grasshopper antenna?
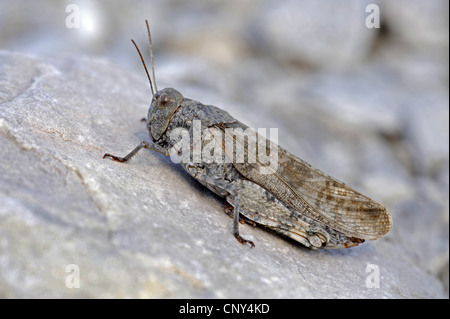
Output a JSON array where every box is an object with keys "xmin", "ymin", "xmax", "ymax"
[
  {"xmin": 131, "ymin": 39, "xmax": 154, "ymax": 97},
  {"xmin": 145, "ymin": 20, "xmax": 158, "ymax": 93}
]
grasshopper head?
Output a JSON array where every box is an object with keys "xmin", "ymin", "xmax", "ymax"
[
  {"xmin": 147, "ymin": 88, "xmax": 184, "ymax": 141},
  {"xmin": 132, "ymin": 21, "xmax": 183, "ymax": 141}
]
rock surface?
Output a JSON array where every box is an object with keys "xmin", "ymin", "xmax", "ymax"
[
  {"xmin": 0, "ymin": 50, "xmax": 447, "ymax": 298},
  {"xmin": 0, "ymin": 0, "xmax": 448, "ymax": 299}
]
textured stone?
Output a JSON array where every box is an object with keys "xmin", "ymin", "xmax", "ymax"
[{"xmin": 248, "ymin": 0, "xmax": 378, "ymax": 70}]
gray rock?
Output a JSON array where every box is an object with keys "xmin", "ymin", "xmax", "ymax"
[
  {"xmin": 248, "ymin": 0, "xmax": 378, "ymax": 70},
  {"xmin": 380, "ymin": 0, "xmax": 449, "ymax": 50},
  {"xmin": 0, "ymin": 51, "xmax": 447, "ymax": 298}
]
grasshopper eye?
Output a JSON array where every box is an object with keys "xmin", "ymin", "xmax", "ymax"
[{"xmin": 158, "ymin": 93, "xmax": 170, "ymax": 108}]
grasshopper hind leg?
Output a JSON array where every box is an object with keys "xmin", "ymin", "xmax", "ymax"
[
  {"xmin": 232, "ymin": 191, "xmax": 255, "ymax": 248},
  {"xmin": 184, "ymin": 164, "xmax": 255, "ymax": 248}
]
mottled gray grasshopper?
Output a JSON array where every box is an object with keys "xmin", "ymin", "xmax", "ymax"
[{"xmin": 103, "ymin": 21, "xmax": 392, "ymax": 249}]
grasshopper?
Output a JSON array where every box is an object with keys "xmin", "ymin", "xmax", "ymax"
[{"xmin": 103, "ymin": 21, "xmax": 392, "ymax": 249}]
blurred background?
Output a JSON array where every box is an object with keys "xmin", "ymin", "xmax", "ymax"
[{"xmin": 0, "ymin": 0, "xmax": 448, "ymax": 295}]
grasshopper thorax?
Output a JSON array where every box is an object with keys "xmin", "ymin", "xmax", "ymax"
[{"xmin": 147, "ymin": 87, "xmax": 184, "ymax": 142}]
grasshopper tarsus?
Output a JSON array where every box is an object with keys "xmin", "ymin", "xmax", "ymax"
[
  {"xmin": 103, "ymin": 153, "xmax": 128, "ymax": 163},
  {"xmin": 234, "ymin": 234, "xmax": 255, "ymax": 248}
]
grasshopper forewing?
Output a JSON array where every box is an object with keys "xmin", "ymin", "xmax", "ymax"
[{"xmin": 210, "ymin": 121, "xmax": 392, "ymax": 247}]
